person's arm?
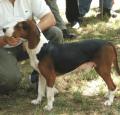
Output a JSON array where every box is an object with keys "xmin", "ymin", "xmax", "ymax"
[
  {"xmin": 31, "ymin": 0, "xmax": 56, "ymax": 31},
  {"xmin": 37, "ymin": 12, "xmax": 56, "ymax": 31}
]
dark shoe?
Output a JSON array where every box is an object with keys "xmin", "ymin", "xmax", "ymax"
[
  {"xmin": 62, "ymin": 29, "xmax": 77, "ymax": 39},
  {"xmin": 97, "ymin": 8, "xmax": 117, "ymax": 18},
  {"xmin": 97, "ymin": 8, "xmax": 110, "ymax": 18},
  {"xmin": 30, "ymin": 70, "xmax": 39, "ymax": 83},
  {"xmin": 28, "ymin": 70, "xmax": 38, "ymax": 92}
]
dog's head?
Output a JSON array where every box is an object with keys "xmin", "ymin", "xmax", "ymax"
[{"xmin": 3, "ymin": 20, "xmax": 40, "ymax": 40}]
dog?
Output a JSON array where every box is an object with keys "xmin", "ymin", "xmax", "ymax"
[{"xmin": 3, "ymin": 20, "xmax": 120, "ymax": 111}]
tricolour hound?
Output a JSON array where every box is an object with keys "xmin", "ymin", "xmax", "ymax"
[{"xmin": 3, "ymin": 20, "xmax": 120, "ymax": 111}]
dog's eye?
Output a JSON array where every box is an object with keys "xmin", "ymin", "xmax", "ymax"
[{"xmin": 22, "ymin": 22, "xmax": 30, "ymax": 30}]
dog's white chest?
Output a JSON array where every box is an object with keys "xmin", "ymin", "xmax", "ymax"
[
  {"xmin": 29, "ymin": 52, "xmax": 39, "ymax": 71},
  {"xmin": 24, "ymin": 42, "xmax": 39, "ymax": 71},
  {"xmin": 24, "ymin": 34, "xmax": 48, "ymax": 72}
]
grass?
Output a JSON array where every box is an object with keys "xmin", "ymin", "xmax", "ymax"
[{"xmin": 1, "ymin": 9, "xmax": 120, "ymax": 115}]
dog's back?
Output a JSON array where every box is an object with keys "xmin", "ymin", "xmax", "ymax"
[{"xmin": 37, "ymin": 39, "xmax": 109, "ymax": 73}]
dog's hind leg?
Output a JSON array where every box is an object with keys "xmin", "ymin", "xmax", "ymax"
[
  {"xmin": 95, "ymin": 67, "xmax": 116, "ymax": 106},
  {"xmin": 95, "ymin": 57, "xmax": 116, "ymax": 106},
  {"xmin": 95, "ymin": 45, "xmax": 117, "ymax": 106}
]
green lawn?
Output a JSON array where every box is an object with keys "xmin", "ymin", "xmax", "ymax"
[{"xmin": 0, "ymin": 10, "xmax": 120, "ymax": 115}]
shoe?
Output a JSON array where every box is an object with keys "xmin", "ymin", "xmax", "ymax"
[
  {"xmin": 62, "ymin": 29, "xmax": 77, "ymax": 39},
  {"xmin": 71, "ymin": 17, "xmax": 83, "ymax": 29},
  {"xmin": 111, "ymin": 10, "xmax": 117, "ymax": 18},
  {"xmin": 29, "ymin": 70, "xmax": 39, "ymax": 83},
  {"xmin": 71, "ymin": 22, "xmax": 80, "ymax": 29},
  {"xmin": 97, "ymin": 8, "xmax": 117, "ymax": 18},
  {"xmin": 28, "ymin": 70, "xmax": 38, "ymax": 92}
]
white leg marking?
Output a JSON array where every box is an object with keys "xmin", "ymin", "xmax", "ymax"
[
  {"xmin": 40, "ymin": 75, "xmax": 46, "ymax": 97},
  {"xmin": 104, "ymin": 90, "xmax": 116, "ymax": 106},
  {"xmin": 31, "ymin": 76, "xmax": 43, "ymax": 105},
  {"xmin": 44, "ymin": 87, "xmax": 54, "ymax": 111}
]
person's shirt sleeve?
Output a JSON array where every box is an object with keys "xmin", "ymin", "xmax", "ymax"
[{"xmin": 31, "ymin": 0, "xmax": 51, "ymax": 19}]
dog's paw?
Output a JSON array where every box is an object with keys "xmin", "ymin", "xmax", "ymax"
[
  {"xmin": 31, "ymin": 99, "xmax": 41, "ymax": 105},
  {"xmin": 104, "ymin": 100, "xmax": 112, "ymax": 106},
  {"xmin": 44, "ymin": 105, "xmax": 53, "ymax": 111}
]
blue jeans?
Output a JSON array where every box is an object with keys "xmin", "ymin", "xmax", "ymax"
[
  {"xmin": 78, "ymin": 0, "xmax": 113, "ymax": 16},
  {"xmin": 78, "ymin": 0, "xmax": 92, "ymax": 16}
]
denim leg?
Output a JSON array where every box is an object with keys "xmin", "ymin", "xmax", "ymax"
[
  {"xmin": 99, "ymin": 0, "xmax": 113, "ymax": 9},
  {"xmin": 0, "ymin": 48, "xmax": 21, "ymax": 93},
  {"xmin": 45, "ymin": 0, "xmax": 66, "ymax": 30},
  {"xmin": 78, "ymin": 0, "xmax": 92, "ymax": 16},
  {"xmin": 43, "ymin": 26, "xmax": 63, "ymax": 43}
]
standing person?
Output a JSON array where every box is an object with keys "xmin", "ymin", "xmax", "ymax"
[
  {"xmin": 66, "ymin": 0, "xmax": 80, "ymax": 28},
  {"xmin": 66, "ymin": 0, "xmax": 92, "ymax": 29},
  {"xmin": 98, "ymin": 0, "xmax": 116, "ymax": 18},
  {"xmin": 0, "ymin": 0, "xmax": 63, "ymax": 93},
  {"xmin": 45, "ymin": 0, "xmax": 77, "ymax": 39},
  {"xmin": 78, "ymin": 0, "xmax": 116, "ymax": 18},
  {"xmin": 66, "ymin": 0, "xmax": 116, "ymax": 28}
]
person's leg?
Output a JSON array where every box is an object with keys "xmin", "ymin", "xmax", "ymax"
[
  {"xmin": 8, "ymin": 44, "xmax": 39, "ymax": 91},
  {"xmin": 78, "ymin": 0, "xmax": 92, "ymax": 17},
  {"xmin": 66, "ymin": 0, "xmax": 80, "ymax": 23},
  {"xmin": 43, "ymin": 26, "xmax": 64, "ymax": 43},
  {"xmin": 45, "ymin": 0, "xmax": 66, "ymax": 30},
  {"xmin": 0, "ymin": 48, "xmax": 21, "ymax": 93},
  {"xmin": 100, "ymin": 0, "xmax": 113, "ymax": 10},
  {"xmin": 66, "ymin": 0, "xmax": 92, "ymax": 29},
  {"xmin": 99, "ymin": 0, "xmax": 117, "ymax": 18},
  {"xmin": 45, "ymin": 0, "xmax": 77, "ymax": 39}
]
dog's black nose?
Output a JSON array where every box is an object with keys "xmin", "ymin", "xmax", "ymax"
[{"xmin": 3, "ymin": 28, "xmax": 6, "ymax": 33}]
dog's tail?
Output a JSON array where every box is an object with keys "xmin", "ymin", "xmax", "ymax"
[{"xmin": 109, "ymin": 42, "xmax": 120, "ymax": 75}]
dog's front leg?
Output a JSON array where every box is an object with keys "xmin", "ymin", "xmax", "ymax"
[
  {"xmin": 40, "ymin": 75, "xmax": 46, "ymax": 97},
  {"xmin": 38, "ymin": 60, "xmax": 56, "ymax": 111},
  {"xmin": 31, "ymin": 75, "xmax": 45, "ymax": 105},
  {"xmin": 44, "ymin": 86, "xmax": 54, "ymax": 111},
  {"xmin": 44, "ymin": 75, "xmax": 56, "ymax": 111}
]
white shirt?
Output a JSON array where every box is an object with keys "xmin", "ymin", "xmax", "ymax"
[{"xmin": 0, "ymin": 0, "xmax": 50, "ymax": 47}]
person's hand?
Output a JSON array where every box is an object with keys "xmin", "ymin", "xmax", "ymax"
[{"xmin": 4, "ymin": 36, "xmax": 21, "ymax": 46}]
